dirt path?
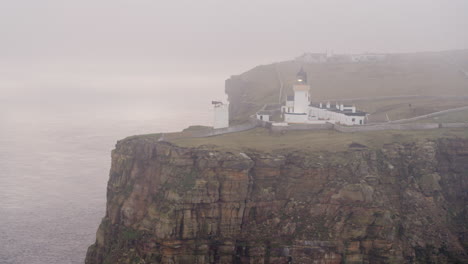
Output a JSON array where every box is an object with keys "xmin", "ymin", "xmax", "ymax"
[
  {"xmin": 389, "ymin": 105, "xmax": 468, "ymax": 124},
  {"xmin": 275, "ymin": 63, "xmax": 284, "ymax": 104}
]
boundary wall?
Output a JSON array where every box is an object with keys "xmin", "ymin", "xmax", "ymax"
[
  {"xmin": 184, "ymin": 119, "xmax": 468, "ymax": 139},
  {"xmin": 268, "ymin": 123, "xmax": 334, "ymax": 132},
  {"xmin": 190, "ymin": 118, "xmax": 259, "ymax": 138},
  {"xmin": 440, "ymin": 123, "xmax": 468, "ymax": 128},
  {"xmin": 389, "ymin": 106, "xmax": 468, "ymax": 124},
  {"xmin": 334, "ymin": 123, "xmax": 440, "ymax": 132}
]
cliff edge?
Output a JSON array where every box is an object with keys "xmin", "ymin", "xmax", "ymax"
[{"xmin": 85, "ymin": 133, "xmax": 468, "ymax": 263}]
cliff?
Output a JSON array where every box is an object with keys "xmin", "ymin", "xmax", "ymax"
[{"xmin": 85, "ymin": 134, "xmax": 468, "ymax": 264}]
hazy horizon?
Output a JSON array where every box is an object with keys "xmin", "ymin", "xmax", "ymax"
[
  {"xmin": 2, "ymin": 0, "xmax": 468, "ymax": 105},
  {"xmin": 2, "ymin": 1, "xmax": 468, "ymax": 85},
  {"xmin": 1, "ymin": 1, "xmax": 468, "ymax": 263}
]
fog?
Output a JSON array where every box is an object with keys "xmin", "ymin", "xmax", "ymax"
[
  {"xmin": 2, "ymin": 0, "xmax": 468, "ymax": 102},
  {"xmin": 1, "ymin": 1, "xmax": 467, "ymax": 263},
  {"xmin": 2, "ymin": 0, "xmax": 468, "ymax": 79}
]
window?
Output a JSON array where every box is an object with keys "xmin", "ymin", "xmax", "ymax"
[{"xmin": 352, "ymin": 118, "xmax": 355, "ymax": 122}]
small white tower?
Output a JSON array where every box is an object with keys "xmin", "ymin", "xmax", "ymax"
[
  {"xmin": 212, "ymin": 101, "xmax": 229, "ymax": 129},
  {"xmin": 293, "ymin": 67, "xmax": 310, "ymax": 114}
]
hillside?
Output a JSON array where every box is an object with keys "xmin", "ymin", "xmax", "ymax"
[{"xmin": 226, "ymin": 50, "xmax": 468, "ymax": 123}]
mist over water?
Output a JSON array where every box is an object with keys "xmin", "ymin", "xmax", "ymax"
[
  {"xmin": 1, "ymin": 1, "xmax": 467, "ymax": 263},
  {"xmin": 0, "ymin": 72, "xmax": 225, "ymax": 263}
]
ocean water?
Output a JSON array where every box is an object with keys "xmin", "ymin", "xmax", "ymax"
[{"xmin": 0, "ymin": 83, "xmax": 223, "ymax": 263}]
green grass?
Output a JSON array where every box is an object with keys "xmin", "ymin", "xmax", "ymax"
[
  {"xmin": 170, "ymin": 127, "xmax": 468, "ymax": 153},
  {"xmin": 415, "ymin": 109, "xmax": 468, "ymax": 123},
  {"xmin": 121, "ymin": 228, "xmax": 140, "ymax": 241},
  {"xmin": 355, "ymin": 97, "xmax": 468, "ymax": 123}
]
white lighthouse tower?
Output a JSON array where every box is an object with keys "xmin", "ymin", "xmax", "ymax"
[
  {"xmin": 212, "ymin": 101, "xmax": 229, "ymax": 129},
  {"xmin": 282, "ymin": 67, "xmax": 311, "ymax": 123},
  {"xmin": 293, "ymin": 67, "xmax": 310, "ymax": 114}
]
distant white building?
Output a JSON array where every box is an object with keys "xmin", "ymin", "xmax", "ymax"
[
  {"xmin": 350, "ymin": 53, "xmax": 387, "ymax": 62},
  {"xmin": 256, "ymin": 111, "xmax": 270, "ymax": 122},
  {"xmin": 308, "ymin": 102, "xmax": 366, "ymax": 125},
  {"xmin": 275, "ymin": 68, "xmax": 367, "ymax": 126},
  {"xmin": 212, "ymin": 101, "xmax": 229, "ymax": 129},
  {"xmin": 295, "ymin": 53, "xmax": 328, "ymax": 63},
  {"xmin": 295, "ymin": 52, "xmax": 387, "ymax": 64}
]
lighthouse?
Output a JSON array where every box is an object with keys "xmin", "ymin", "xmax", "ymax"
[
  {"xmin": 281, "ymin": 67, "xmax": 311, "ymax": 123},
  {"xmin": 212, "ymin": 101, "xmax": 229, "ymax": 129},
  {"xmin": 293, "ymin": 67, "xmax": 310, "ymax": 114}
]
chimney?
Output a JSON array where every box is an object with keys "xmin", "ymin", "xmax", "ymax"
[
  {"xmin": 326, "ymin": 102, "xmax": 331, "ymax": 108},
  {"xmin": 319, "ymin": 102, "xmax": 323, "ymax": 108},
  {"xmin": 340, "ymin": 104, "xmax": 344, "ymax": 111}
]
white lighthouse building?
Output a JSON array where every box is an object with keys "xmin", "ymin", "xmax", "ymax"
[
  {"xmin": 212, "ymin": 101, "xmax": 229, "ymax": 129},
  {"xmin": 293, "ymin": 67, "xmax": 310, "ymax": 114},
  {"xmin": 277, "ymin": 67, "xmax": 367, "ymax": 125},
  {"xmin": 282, "ymin": 67, "xmax": 312, "ymax": 123}
]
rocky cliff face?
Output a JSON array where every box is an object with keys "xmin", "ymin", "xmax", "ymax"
[{"xmin": 85, "ymin": 137, "xmax": 468, "ymax": 264}]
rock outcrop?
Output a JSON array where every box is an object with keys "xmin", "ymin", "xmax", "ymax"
[{"xmin": 85, "ymin": 137, "xmax": 468, "ymax": 264}]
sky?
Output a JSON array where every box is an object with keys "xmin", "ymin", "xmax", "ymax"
[
  {"xmin": 1, "ymin": 0, "xmax": 468, "ymax": 94},
  {"xmin": 1, "ymin": 2, "xmax": 468, "ymax": 263}
]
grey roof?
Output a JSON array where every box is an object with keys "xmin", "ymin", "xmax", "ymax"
[
  {"xmin": 284, "ymin": 112, "xmax": 307, "ymax": 115},
  {"xmin": 344, "ymin": 112, "xmax": 367, "ymax": 116},
  {"xmin": 287, "ymin": 95, "xmax": 294, "ymax": 101},
  {"xmin": 257, "ymin": 111, "xmax": 271, "ymax": 115},
  {"xmin": 309, "ymin": 105, "xmax": 367, "ymax": 116}
]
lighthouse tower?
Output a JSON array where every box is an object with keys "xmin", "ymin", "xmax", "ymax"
[
  {"xmin": 293, "ymin": 67, "xmax": 310, "ymax": 114},
  {"xmin": 212, "ymin": 101, "xmax": 229, "ymax": 129}
]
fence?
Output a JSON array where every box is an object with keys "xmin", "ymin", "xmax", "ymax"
[
  {"xmin": 190, "ymin": 118, "xmax": 259, "ymax": 138},
  {"xmin": 389, "ymin": 106, "xmax": 468, "ymax": 124},
  {"xmin": 190, "ymin": 121, "xmax": 468, "ymax": 138},
  {"xmin": 270, "ymin": 123, "xmax": 334, "ymax": 132},
  {"xmin": 440, "ymin": 123, "xmax": 468, "ymax": 128},
  {"xmin": 179, "ymin": 117, "xmax": 468, "ymax": 140},
  {"xmin": 333, "ymin": 123, "xmax": 440, "ymax": 133}
]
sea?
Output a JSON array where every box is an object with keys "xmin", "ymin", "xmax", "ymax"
[{"xmin": 0, "ymin": 74, "xmax": 225, "ymax": 263}]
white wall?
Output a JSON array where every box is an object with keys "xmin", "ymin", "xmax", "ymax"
[
  {"xmin": 256, "ymin": 114, "xmax": 270, "ymax": 122},
  {"xmin": 308, "ymin": 106, "xmax": 365, "ymax": 125},
  {"xmin": 284, "ymin": 113, "xmax": 308, "ymax": 123},
  {"xmin": 293, "ymin": 89, "xmax": 309, "ymax": 114},
  {"xmin": 341, "ymin": 115, "xmax": 365, "ymax": 125},
  {"xmin": 343, "ymin": 106, "xmax": 356, "ymax": 113},
  {"xmin": 214, "ymin": 104, "xmax": 229, "ymax": 129}
]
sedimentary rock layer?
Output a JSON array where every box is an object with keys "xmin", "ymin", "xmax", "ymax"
[{"xmin": 85, "ymin": 137, "xmax": 468, "ymax": 264}]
